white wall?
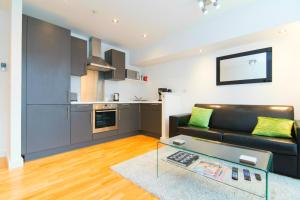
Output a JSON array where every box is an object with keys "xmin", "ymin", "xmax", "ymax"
[
  {"xmin": 0, "ymin": 0, "xmax": 11, "ymax": 157},
  {"xmin": 0, "ymin": 0, "xmax": 23, "ymax": 168},
  {"xmin": 141, "ymin": 27, "xmax": 300, "ymax": 118},
  {"xmin": 132, "ymin": 0, "xmax": 300, "ymax": 66},
  {"xmin": 8, "ymin": 0, "xmax": 23, "ymax": 168}
]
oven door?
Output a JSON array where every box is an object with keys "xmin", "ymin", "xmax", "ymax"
[{"xmin": 93, "ymin": 109, "xmax": 118, "ymax": 133}]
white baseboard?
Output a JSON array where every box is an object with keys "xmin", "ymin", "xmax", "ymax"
[{"xmin": 8, "ymin": 157, "xmax": 23, "ymax": 169}]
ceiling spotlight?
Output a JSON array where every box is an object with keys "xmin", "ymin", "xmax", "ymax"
[
  {"xmin": 143, "ymin": 34, "xmax": 148, "ymax": 38},
  {"xmin": 197, "ymin": 0, "xmax": 220, "ymax": 14},
  {"xmin": 202, "ymin": 7, "xmax": 208, "ymax": 15},
  {"xmin": 199, "ymin": 49, "xmax": 203, "ymax": 53},
  {"xmin": 112, "ymin": 18, "xmax": 119, "ymax": 24},
  {"xmin": 213, "ymin": 0, "xmax": 220, "ymax": 9},
  {"xmin": 198, "ymin": 0, "xmax": 204, "ymax": 8}
]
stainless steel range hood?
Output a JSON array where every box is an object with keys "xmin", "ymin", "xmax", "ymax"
[{"xmin": 87, "ymin": 37, "xmax": 116, "ymax": 72}]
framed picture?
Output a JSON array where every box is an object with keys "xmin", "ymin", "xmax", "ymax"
[{"xmin": 216, "ymin": 47, "xmax": 272, "ymax": 85}]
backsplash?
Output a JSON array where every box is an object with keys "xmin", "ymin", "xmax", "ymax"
[
  {"xmin": 71, "ymin": 70, "xmax": 147, "ymax": 102},
  {"xmin": 71, "ymin": 76, "xmax": 81, "ymax": 101}
]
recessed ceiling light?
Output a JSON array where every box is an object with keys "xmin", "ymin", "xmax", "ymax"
[
  {"xmin": 199, "ymin": 49, "xmax": 203, "ymax": 53},
  {"xmin": 112, "ymin": 18, "xmax": 119, "ymax": 24},
  {"xmin": 143, "ymin": 34, "xmax": 148, "ymax": 38},
  {"xmin": 202, "ymin": 7, "xmax": 208, "ymax": 15},
  {"xmin": 213, "ymin": 2, "xmax": 221, "ymax": 9}
]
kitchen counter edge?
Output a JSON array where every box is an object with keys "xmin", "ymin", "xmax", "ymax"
[{"xmin": 71, "ymin": 101, "xmax": 162, "ymax": 105}]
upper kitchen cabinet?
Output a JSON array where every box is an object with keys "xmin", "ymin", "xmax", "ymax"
[
  {"xmin": 71, "ymin": 37, "xmax": 87, "ymax": 76},
  {"xmin": 26, "ymin": 16, "xmax": 71, "ymax": 105},
  {"xmin": 104, "ymin": 49, "xmax": 126, "ymax": 81}
]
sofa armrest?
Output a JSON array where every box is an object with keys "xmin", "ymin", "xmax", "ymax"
[
  {"xmin": 294, "ymin": 120, "xmax": 300, "ymax": 143},
  {"xmin": 169, "ymin": 114, "xmax": 191, "ymax": 138}
]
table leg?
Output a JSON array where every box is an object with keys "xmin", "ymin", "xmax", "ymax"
[
  {"xmin": 266, "ymin": 172, "xmax": 268, "ymax": 200},
  {"xmin": 156, "ymin": 142, "xmax": 159, "ymax": 178}
]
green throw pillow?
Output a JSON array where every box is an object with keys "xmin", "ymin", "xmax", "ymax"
[
  {"xmin": 188, "ymin": 107, "xmax": 213, "ymax": 128},
  {"xmin": 252, "ymin": 117, "xmax": 294, "ymax": 138}
]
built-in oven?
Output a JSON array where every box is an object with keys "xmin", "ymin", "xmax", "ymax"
[{"xmin": 93, "ymin": 104, "xmax": 118, "ymax": 134}]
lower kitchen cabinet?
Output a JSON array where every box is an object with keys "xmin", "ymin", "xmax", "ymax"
[
  {"xmin": 71, "ymin": 105, "xmax": 92, "ymax": 144},
  {"xmin": 118, "ymin": 104, "xmax": 140, "ymax": 134},
  {"xmin": 24, "ymin": 103, "xmax": 162, "ymax": 160},
  {"xmin": 26, "ymin": 105, "xmax": 71, "ymax": 153},
  {"xmin": 92, "ymin": 130, "xmax": 119, "ymax": 141},
  {"xmin": 141, "ymin": 103, "xmax": 162, "ymax": 138}
]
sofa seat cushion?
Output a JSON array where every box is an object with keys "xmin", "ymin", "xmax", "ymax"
[
  {"xmin": 177, "ymin": 126, "xmax": 223, "ymax": 141},
  {"xmin": 223, "ymin": 131, "xmax": 297, "ymax": 156}
]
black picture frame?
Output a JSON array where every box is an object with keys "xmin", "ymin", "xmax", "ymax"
[{"xmin": 216, "ymin": 47, "xmax": 272, "ymax": 86}]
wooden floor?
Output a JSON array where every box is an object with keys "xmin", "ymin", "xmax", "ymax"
[{"xmin": 0, "ymin": 135, "xmax": 159, "ymax": 200}]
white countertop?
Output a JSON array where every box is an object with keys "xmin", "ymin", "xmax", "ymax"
[{"xmin": 71, "ymin": 101, "xmax": 162, "ymax": 104}]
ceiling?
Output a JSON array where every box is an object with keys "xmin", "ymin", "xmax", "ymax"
[{"xmin": 23, "ymin": 0, "xmax": 256, "ymax": 50}]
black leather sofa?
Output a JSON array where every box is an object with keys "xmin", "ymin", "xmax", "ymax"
[{"xmin": 169, "ymin": 104, "xmax": 300, "ymax": 178}]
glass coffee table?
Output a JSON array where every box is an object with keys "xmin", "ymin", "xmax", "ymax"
[{"xmin": 157, "ymin": 135, "xmax": 273, "ymax": 199}]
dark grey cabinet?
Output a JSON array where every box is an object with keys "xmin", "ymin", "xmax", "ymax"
[
  {"xmin": 104, "ymin": 49, "xmax": 126, "ymax": 81},
  {"xmin": 22, "ymin": 15, "xmax": 72, "ymax": 158},
  {"xmin": 92, "ymin": 130, "xmax": 119, "ymax": 141},
  {"xmin": 26, "ymin": 16, "xmax": 71, "ymax": 105},
  {"xmin": 141, "ymin": 104, "xmax": 162, "ymax": 138},
  {"xmin": 71, "ymin": 37, "xmax": 87, "ymax": 76},
  {"xmin": 129, "ymin": 104, "xmax": 141, "ymax": 131},
  {"xmin": 71, "ymin": 105, "xmax": 92, "ymax": 144},
  {"xmin": 118, "ymin": 104, "xmax": 131, "ymax": 134},
  {"xmin": 27, "ymin": 105, "xmax": 70, "ymax": 153},
  {"xmin": 118, "ymin": 104, "xmax": 140, "ymax": 134}
]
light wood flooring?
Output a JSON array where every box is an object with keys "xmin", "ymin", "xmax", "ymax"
[{"xmin": 0, "ymin": 135, "xmax": 159, "ymax": 200}]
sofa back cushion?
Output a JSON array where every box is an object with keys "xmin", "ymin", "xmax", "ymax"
[{"xmin": 194, "ymin": 104, "xmax": 294, "ymax": 134}]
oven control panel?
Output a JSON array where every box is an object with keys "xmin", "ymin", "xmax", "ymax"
[{"xmin": 93, "ymin": 103, "xmax": 117, "ymax": 110}]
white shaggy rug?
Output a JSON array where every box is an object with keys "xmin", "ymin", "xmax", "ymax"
[{"xmin": 111, "ymin": 147, "xmax": 300, "ymax": 200}]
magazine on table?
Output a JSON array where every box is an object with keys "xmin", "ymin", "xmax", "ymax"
[{"xmin": 190, "ymin": 160, "xmax": 228, "ymax": 180}]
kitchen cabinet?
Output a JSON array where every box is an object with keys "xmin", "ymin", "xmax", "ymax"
[
  {"xmin": 71, "ymin": 105, "xmax": 93, "ymax": 144},
  {"xmin": 26, "ymin": 16, "xmax": 71, "ymax": 105},
  {"xmin": 71, "ymin": 36, "xmax": 87, "ymax": 76},
  {"xmin": 129, "ymin": 104, "xmax": 141, "ymax": 131},
  {"xmin": 141, "ymin": 104, "xmax": 162, "ymax": 138},
  {"xmin": 104, "ymin": 49, "xmax": 126, "ymax": 81},
  {"xmin": 118, "ymin": 104, "xmax": 140, "ymax": 134},
  {"xmin": 26, "ymin": 105, "xmax": 70, "ymax": 153},
  {"xmin": 92, "ymin": 130, "xmax": 119, "ymax": 141}
]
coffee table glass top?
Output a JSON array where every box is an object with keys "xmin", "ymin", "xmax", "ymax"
[
  {"xmin": 157, "ymin": 135, "xmax": 273, "ymax": 199},
  {"xmin": 160, "ymin": 134, "xmax": 273, "ymax": 172}
]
